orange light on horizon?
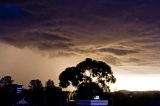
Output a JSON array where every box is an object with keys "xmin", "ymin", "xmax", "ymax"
[{"xmin": 110, "ymin": 74, "xmax": 160, "ymax": 91}]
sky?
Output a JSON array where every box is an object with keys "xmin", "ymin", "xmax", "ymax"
[{"xmin": 0, "ymin": 0, "xmax": 160, "ymax": 91}]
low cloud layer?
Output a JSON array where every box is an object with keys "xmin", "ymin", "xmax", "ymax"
[{"xmin": 99, "ymin": 48, "xmax": 139, "ymax": 56}]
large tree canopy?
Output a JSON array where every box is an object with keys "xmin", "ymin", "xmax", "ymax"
[{"xmin": 59, "ymin": 58, "xmax": 116, "ymax": 92}]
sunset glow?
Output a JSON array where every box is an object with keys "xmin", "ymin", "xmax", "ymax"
[{"xmin": 111, "ymin": 75, "xmax": 160, "ymax": 91}]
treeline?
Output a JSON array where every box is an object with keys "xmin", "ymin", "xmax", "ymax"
[
  {"xmin": 0, "ymin": 58, "xmax": 116, "ymax": 106},
  {"xmin": 1, "ymin": 76, "xmax": 160, "ymax": 106},
  {"xmin": 0, "ymin": 76, "xmax": 68, "ymax": 106}
]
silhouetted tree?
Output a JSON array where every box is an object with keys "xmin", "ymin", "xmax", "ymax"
[
  {"xmin": 45, "ymin": 79, "xmax": 62, "ymax": 106},
  {"xmin": 25, "ymin": 79, "xmax": 44, "ymax": 106},
  {"xmin": 0, "ymin": 76, "xmax": 18, "ymax": 106},
  {"xmin": 29, "ymin": 79, "xmax": 43, "ymax": 90},
  {"xmin": 45, "ymin": 79, "xmax": 55, "ymax": 88},
  {"xmin": 0, "ymin": 76, "xmax": 13, "ymax": 89},
  {"xmin": 59, "ymin": 58, "xmax": 116, "ymax": 99}
]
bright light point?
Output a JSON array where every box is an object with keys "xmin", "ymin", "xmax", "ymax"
[
  {"xmin": 84, "ymin": 70, "xmax": 91, "ymax": 77},
  {"xmin": 93, "ymin": 95, "xmax": 100, "ymax": 100}
]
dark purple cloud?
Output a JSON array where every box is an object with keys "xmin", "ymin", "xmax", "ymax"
[
  {"xmin": 0, "ymin": 0, "xmax": 160, "ymax": 66},
  {"xmin": 99, "ymin": 48, "xmax": 139, "ymax": 56}
]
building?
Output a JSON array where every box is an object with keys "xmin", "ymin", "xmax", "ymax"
[{"xmin": 68, "ymin": 95, "xmax": 111, "ymax": 106}]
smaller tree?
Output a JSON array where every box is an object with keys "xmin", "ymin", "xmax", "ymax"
[
  {"xmin": 0, "ymin": 76, "xmax": 13, "ymax": 89},
  {"xmin": 45, "ymin": 79, "xmax": 55, "ymax": 88},
  {"xmin": 0, "ymin": 76, "xmax": 18, "ymax": 105},
  {"xmin": 45, "ymin": 80, "xmax": 62, "ymax": 106},
  {"xmin": 26, "ymin": 79, "xmax": 44, "ymax": 106},
  {"xmin": 29, "ymin": 79, "xmax": 43, "ymax": 90}
]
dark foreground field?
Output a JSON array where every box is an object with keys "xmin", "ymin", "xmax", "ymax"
[
  {"xmin": 112, "ymin": 90, "xmax": 160, "ymax": 106},
  {"xmin": 1, "ymin": 89, "xmax": 160, "ymax": 106}
]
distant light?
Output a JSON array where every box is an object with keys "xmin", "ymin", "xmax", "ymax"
[
  {"xmin": 16, "ymin": 86, "xmax": 22, "ymax": 93},
  {"xmin": 93, "ymin": 95, "xmax": 100, "ymax": 100}
]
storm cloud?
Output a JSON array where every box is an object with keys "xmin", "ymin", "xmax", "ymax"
[{"xmin": 0, "ymin": 0, "xmax": 160, "ymax": 66}]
